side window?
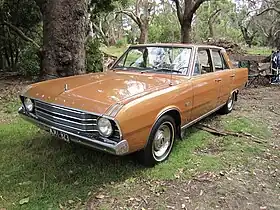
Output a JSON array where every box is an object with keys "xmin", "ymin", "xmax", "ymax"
[
  {"xmin": 212, "ymin": 50, "xmax": 229, "ymax": 71},
  {"xmin": 194, "ymin": 49, "xmax": 213, "ymax": 75}
]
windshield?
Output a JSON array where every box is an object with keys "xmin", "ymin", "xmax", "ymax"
[{"xmin": 113, "ymin": 46, "xmax": 192, "ymax": 75}]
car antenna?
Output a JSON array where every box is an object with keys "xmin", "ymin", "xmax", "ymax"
[{"xmin": 170, "ymin": 43, "xmax": 174, "ymax": 86}]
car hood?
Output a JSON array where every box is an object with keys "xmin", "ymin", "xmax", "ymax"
[{"xmin": 24, "ymin": 71, "xmax": 182, "ymax": 115}]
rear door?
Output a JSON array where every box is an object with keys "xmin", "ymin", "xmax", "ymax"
[
  {"xmin": 190, "ymin": 48, "xmax": 219, "ymax": 121},
  {"xmin": 211, "ymin": 49, "xmax": 233, "ymax": 106}
]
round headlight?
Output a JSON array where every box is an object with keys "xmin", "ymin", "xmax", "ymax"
[
  {"xmin": 97, "ymin": 117, "xmax": 113, "ymax": 137},
  {"xmin": 24, "ymin": 98, "xmax": 34, "ymax": 112}
]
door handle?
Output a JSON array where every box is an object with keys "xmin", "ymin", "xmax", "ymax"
[
  {"xmin": 215, "ymin": 78, "xmax": 222, "ymax": 82},
  {"xmin": 230, "ymin": 74, "xmax": 236, "ymax": 78}
]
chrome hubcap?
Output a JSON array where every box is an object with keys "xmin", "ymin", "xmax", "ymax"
[{"xmin": 152, "ymin": 122, "xmax": 174, "ymax": 162}]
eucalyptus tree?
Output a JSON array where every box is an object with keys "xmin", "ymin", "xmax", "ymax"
[
  {"xmin": 193, "ymin": 0, "xmax": 238, "ymax": 40},
  {"xmin": 34, "ymin": 0, "xmax": 121, "ymax": 80},
  {"xmin": 171, "ymin": 0, "xmax": 208, "ymax": 43},
  {"xmin": 118, "ymin": 0, "xmax": 157, "ymax": 44},
  {"xmin": 256, "ymin": 0, "xmax": 280, "ymax": 48}
]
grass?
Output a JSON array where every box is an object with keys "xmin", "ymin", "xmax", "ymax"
[
  {"xmin": 0, "ymin": 101, "xmax": 271, "ymax": 209},
  {"xmin": 244, "ymin": 46, "xmax": 274, "ymax": 56},
  {"xmin": 100, "ymin": 46, "xmax": 128, "ymax": 58}
]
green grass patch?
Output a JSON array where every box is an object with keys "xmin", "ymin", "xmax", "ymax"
[
  {"xmin": 0, "ymin": 112, "xmax": 271, "ymax": 209},
  {"xmin": 222, "ymin": 116, "xmax": 271, "ymax": 139},
  {"xmin": 245, "ymin": 46, "xmax": 274, "ymax": 56},
  {"xmin": 100, "ymin": 46, "xmax": 128, "ymax": 58}
]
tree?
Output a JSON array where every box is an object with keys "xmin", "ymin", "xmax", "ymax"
[
  {"xmin": 172, "ymin": 0, "xmax": 208, "ymax": 43},
  {"xmin": 256, "ymin": 0, "xmax": 280, "ymax": 49},
  {"xmin": 0, "ymin": 0, "xmax": 41, "ymax": 71},
  {"xmin": 34, "ymin": 0, "xmax": 88, "ymax": 80},
  {"xmin": 118, "ymin": 0, "xmax": 156, "ymax": 44},
  {"xmin": 34, "ymin": 0, "xmax": 121, "ymax": 80},
  {"xmin": 149, "ymin": 1, "xmax": 180, "ymax": 43}
]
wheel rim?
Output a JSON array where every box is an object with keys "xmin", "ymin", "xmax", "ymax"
[
  {"xmin": 152, "ymin": 122, "xmax": 174, "ymax": 162},
  {"xmin": 227, "ymin": 94, "xmax": 234, "ymax": 110}
]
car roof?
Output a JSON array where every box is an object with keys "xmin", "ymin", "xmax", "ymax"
[{"xmin": 129, "ymin": 43, "xmax": 224, "ymax": 50}]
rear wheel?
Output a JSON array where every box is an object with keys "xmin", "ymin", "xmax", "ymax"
[
  {"xmin": 219, "ymin": 92, "xmax": 235, "ymax": 114},
  {"xmin": 138, "ymin": 115, "xmax": 176, "ymax": 167}
]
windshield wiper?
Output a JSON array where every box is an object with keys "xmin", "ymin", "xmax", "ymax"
[{"xmin": 151, "ymin": 68, "xmax": 181, "ymax": 73}]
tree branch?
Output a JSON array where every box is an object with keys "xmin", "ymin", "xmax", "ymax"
[
  {"xmin": 274, "ymin": 30, "xmax": 280, "ymax": 37},
  {"xmin": 208, "ymin": 9, "xmax": 221, "ymax": 24},
  {"xmin": 190, "ymin": 0, "xmax": 209, "ymax": 17},
  {"xmin": 115, "ymin": 10, "xmax": 142, "ymax": 27},
  {"xmin": 257, "ymin": 7, "xmax": 280, "ymax": 16},
  {"xmin": 172, "ymin": 0, "xmax": 183, "ymax": 24},
  {"xmin": 184, "ymin": 0, "xmax": 208, "ymax": 21},
  {"xmin": 2, "ymin": 21, "xmax": 40, "ymax": 49}
]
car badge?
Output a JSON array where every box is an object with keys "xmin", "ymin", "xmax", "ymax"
[{"xmin": 64, "ymin": 84, "xmax": 68, "ymax": 91}]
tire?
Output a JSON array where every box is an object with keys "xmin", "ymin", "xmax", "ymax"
[
  {"xmin": 219, "ymin": 92, "xmax": 235, "ymax": 114},
  {"xmin": 138, "ymin": 115, "xmax": 176, "ymax": 167}
]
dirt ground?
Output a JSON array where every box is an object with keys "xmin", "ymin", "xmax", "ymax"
[{"xmin": 87, "ymin": 86, "xmax": 280, "ymax": 210}]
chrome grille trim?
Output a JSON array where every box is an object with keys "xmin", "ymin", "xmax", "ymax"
[
  {"xmin": 35, "ymin": 107, "xmax": 97, "ymax": 122},
  {"xmin": 32, "ymin": 99, "xmax": 122, "ymax": 141},
  {"xmin": 36, "ymin": 110, "xmax": 97, "ymax": 128},
  {"xmin": 35, "ymin": 100, "xmax": 85, "ymax": 114},
  {"xmin": 37, "ymin": 114, "xmax": 99, "ymax": 132}
]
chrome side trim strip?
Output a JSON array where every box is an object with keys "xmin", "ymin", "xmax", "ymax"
[{"xmin": 181, "ymin": 103, "xmax": 226, "ymax": 130}]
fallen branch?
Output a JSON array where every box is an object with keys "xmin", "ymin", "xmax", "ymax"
[
  {"xmin": 268, "ymin": 108, "xmax": 280, "ymax": 116},
  {"xmin": 196, "ymin": 124, "xmax": 266, "ymax": 144}
]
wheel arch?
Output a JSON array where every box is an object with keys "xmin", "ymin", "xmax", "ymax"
[
  {"xmin": 144, "ymin": 106, "xmax": 182, "ymax": 148},
  {"xmin": 231, "ymin": 89, "xmax": 239, "ymax": 101}
]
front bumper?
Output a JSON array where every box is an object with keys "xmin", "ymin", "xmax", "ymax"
[{"xmin": 18, "ymin": 107, "xmax": 129, "ymax": 155}]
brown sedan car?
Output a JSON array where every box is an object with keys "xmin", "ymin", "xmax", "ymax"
[{"xmin": 19, "ymin": 44, "xmax": 248, "ymax": 166}]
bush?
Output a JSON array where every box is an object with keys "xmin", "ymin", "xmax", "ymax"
[
  {"xmin": 18, "ymin": 44, "xmax": 40, "ymax": 76},
  {"xmin": 115, "ymin": 38, "xmax": 127, "ymax": 48},
  {"xmin": 86, "ymin": 39, "xmax": 103, "ymax": 73}
]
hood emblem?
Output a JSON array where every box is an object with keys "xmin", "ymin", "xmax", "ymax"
[{"xmin": 64, "ymin": 84, "xmax": 68, "ymax": 91}]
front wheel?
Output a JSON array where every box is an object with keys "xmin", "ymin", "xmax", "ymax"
[{"xmin": 138, "ymin": 115, "xmax": 176, "ymax": 167}]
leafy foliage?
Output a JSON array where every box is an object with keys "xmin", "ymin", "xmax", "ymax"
[
  {"xmin": 86, "ymin": 39, "xmax": 103, "ymax": 73},
  {"xmin": 0, "ymin": 0, "xmax": 41, "ymax": 71}
]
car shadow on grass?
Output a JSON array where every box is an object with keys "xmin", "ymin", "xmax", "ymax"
[{"xmin": 0, "ymin": 120, "xmax": 145, "ymax": 209}]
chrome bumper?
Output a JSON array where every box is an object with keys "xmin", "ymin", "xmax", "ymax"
[{"xmin": 18, "ymin": 107, "xmax": 129, "ymax": 155}]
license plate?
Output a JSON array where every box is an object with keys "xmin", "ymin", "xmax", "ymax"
[{"xmin": 49, "ymin": 128, "xmax": 70, "ymax": 143}]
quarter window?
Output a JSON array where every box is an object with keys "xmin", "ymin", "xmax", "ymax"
[
  {"xmin": 193, "ymin": 49, "xmax": 213, "ymax": 76},
  {"xmin": 212, "ymin": 51, "xmax": 228, "ymax": 70}
]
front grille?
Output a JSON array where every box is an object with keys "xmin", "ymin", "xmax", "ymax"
[{"xmin": 33, "ymin": 100, "xmax": 121, "ymax": 141}]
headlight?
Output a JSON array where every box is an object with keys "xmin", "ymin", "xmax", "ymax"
[
  {"xmin": 24, "ymin": 98, "xmax": 34, "ymax": 112},
  {"xmin": 97, "ymin": 117, "xmax": 113, "ymax": 137}
]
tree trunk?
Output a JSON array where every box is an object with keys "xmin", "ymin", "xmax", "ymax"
[
  {"xmin": 0, "ymin": 53, "xmax": 3, "ymax": 70},
  {"xmin": 39, "ymin": 0, "xmax": 87, "ymax": 80},
  {"xmin": 139, "ymin": 25, "xmax": 148, "ymax": 44},
  {"xmin": 209, "ymin": 23, "xmax": 214, "ymax": 38},
  {"xmin": 181, "ymin": 21, "xmax": 192, "ymax": 43}
]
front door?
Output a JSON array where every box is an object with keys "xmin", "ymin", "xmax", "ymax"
[{"xmin": 190, "ymin": 48, "xmax": 219, "ymax": 121}]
